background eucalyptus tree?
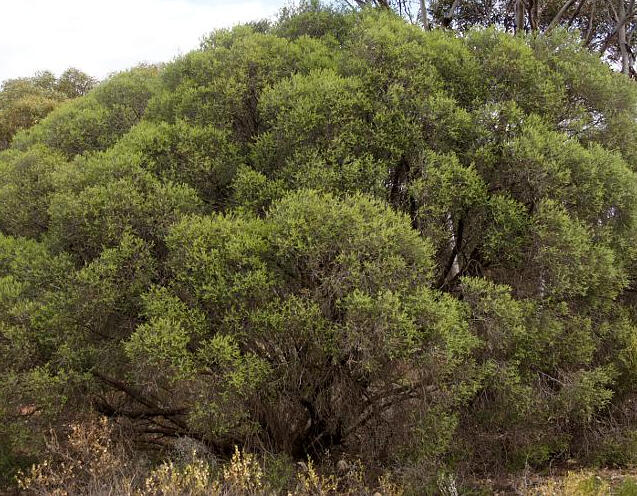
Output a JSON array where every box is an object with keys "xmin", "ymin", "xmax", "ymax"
[{"xmin": 342, "ymin": 0, "xmax": 637, "ymax": 76}]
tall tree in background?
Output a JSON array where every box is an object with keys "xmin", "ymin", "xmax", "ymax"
[
  {"xmin": 343, "ymin": 0, "xmax": 429, "ymax": 24},
  {"xmin": 343, "ymin": 0, "xmax": 637, "ymax": 77}
]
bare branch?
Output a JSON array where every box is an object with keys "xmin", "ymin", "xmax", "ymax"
[
  {"xmin": 567, "ymin": 0, "xmax": 588, "ymax": 27},
  {"xmin": 546, "ymin": 0, "xmax": 579, "ymax": 32},
  {"xmin": 584, "ymin": 0, "xmax": 596, "ymax": 46},
  {"xmin": 599, "ymin": 0, "xmax": 636, "ymax": 55}
]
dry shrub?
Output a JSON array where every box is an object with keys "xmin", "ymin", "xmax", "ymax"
[
  {"xmin": 16, "ymin": 416, "xmax": 144, "ymax": 496},
  {"xmin": 222, "ymin": 447, "xmax": 264, "ymax": 493},
  {"xmin": 138, "ymin": 456, "xmax": 218, "ymax": 496},
  {"xmin": 293, "ymin": 458, "xmax": 403, "ymax": 496},
  {"xmin": 138, "ymin": 447, "xmax": 265, "ymax": 496},
  {"xmin": 294, "ymin": 460, "xmax": 338, "ymax": 496},
  {"xmin": 524, "ymin": 471, "xmax": 611, "ymax": 496},
  {"xmin": 16, "ymin": 418, "xmax": 404, "ymax": 496}
]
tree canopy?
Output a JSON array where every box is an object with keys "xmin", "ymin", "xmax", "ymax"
[{"xmin": 342, "ymin": 0, "xmax": 637, "ymax": 77}]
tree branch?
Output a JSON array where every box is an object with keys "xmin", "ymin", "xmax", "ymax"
[
  {"xmin": 92, "ymin": 371, "xmax": 189, "ymax": 430},
  {"xmin": 92, "ymin": 371, "xmax": 160, "ymax": 410},
  {"xmin": 567, "ymin": 0, "xmax": 587, "ymax": 27},
  {"xmin": 583, "ymin": 0, "xmax": 596, "ymax": 46},
  {"xmin": 598, "ymin": 0, "xmax": 636, "ymax": 56},
  {"xmin": 443, "ymin": 0, "xmax": 462, "ymax": 28},
  {"xmin": 546, "ymin": 0, "xmax": 579, "ymax": 32},
  {"xmin": 437, "ymin": 216, "xmax": 465, "ymax": 289}
]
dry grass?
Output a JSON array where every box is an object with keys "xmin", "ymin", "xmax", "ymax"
[
  {"xmin": 14, "ymin": 417, "xmax": 405, "ymax": 496},
  {"xmin": 12, "ymin": 416, "xmax": 637, "ymax": 496}
]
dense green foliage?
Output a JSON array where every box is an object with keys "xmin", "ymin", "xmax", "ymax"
[
  {"xmin": 345, "ymin": 0, "xmax": 637, "ymax": 78},
  {"xmin": 1, "ymin": 4, "xmax": 637, "ymax": 490},
  {"xmin": 0, "ymin": 69, "xmax": 96, "ymax": 151}
]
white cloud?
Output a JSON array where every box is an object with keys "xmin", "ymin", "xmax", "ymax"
[{"xmin": 0, "ymin": 0, "xmax": 283, "ymax": 81}]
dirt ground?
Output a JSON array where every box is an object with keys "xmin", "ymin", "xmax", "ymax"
[{"xmin": 472, "ymin": 468, "xmax": 637, "ymax": 495}]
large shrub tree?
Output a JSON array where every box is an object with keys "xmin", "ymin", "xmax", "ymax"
[{"xmin": 1, "ymin": 4, "xmax": 637, "ymax": 485}]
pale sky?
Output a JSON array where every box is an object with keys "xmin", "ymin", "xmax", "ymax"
[{"xmin": 0, "ymin": 0, "xmax": 287, "ymax": 82}]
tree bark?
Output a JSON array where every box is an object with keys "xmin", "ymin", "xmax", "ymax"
[
  {"xmin": 528, "ymin": 0, "xmax": 541, "ymax": 31},
  {"xmin": 617, "ymin": 0, "xmax": 636, "ymax": 74},
  {"xmin": 514, "ymin": 0, "xmax": 526, "ymax": 34},
  {"xmin": 583, "ymin": 0, "xmax": 596, "ymax": 46},
  {"xmin": 420, "ymin": 0, "xmax": 430, "ymax": 29}
]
